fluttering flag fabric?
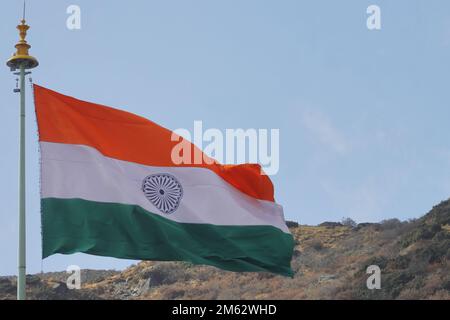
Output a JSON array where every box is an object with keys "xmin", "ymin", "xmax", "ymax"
[{"xmin": 34, "ymin": 84, "xmax": 294, "ymax": 276}]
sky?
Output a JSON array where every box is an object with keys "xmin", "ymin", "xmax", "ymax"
[{"xmin": 1, "ymin": 0, "xmax": 450, "ymax": 276}]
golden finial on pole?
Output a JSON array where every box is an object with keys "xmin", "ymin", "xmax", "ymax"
[{"xmin": 6, "ymin": 17, "xmax": 39, "ymax": 70}]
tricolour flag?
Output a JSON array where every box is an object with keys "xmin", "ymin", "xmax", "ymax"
[{"xmin": 34, "ymin": 85, "xmax": 294, "ymax": 276}]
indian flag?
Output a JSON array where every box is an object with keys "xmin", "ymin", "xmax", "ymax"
[{"xmin": 34, "ymin": 85, "xmax": 294, "ymax": 277}]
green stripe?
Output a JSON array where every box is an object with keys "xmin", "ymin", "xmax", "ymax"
[{"xmin": 42, "ymin": 198, "xmax": 294, "ymax": 277}]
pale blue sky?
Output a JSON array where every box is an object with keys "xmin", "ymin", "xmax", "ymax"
[{"xmin": 1, "ymin": 0, "xmax": 450, "ymax": 275}]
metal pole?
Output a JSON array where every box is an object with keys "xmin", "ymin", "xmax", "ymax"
[
  {"xmin": 7, "ymin": 14, "xmax": 37, "ymax": 301},
  {"xmin": 17, "ymin": 63, "xmax": 26, "ymax": 300}
]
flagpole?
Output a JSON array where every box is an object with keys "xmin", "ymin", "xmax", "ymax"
[
  {"xmin": 7, "ymin": 13, "xmax": 39, "ymax": 300},
  {"xmin": 17, "ymin": 62, "xmax": 26, "ymax": 300}
]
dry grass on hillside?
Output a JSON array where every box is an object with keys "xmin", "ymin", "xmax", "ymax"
[{"xmin": 1, "ymin": 199, "xmax": 449, "ymax": 300}]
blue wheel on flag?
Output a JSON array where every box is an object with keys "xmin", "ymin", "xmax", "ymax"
[{"xmin": 142, "ymin": 173, "xmax": 183, "ymax": 214}]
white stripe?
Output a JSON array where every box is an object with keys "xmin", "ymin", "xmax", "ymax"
[{"xmin": 40, "ymin": 142, "xmax": 289, "ymax": 233}]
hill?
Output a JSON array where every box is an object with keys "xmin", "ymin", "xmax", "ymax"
[{"xmin": 1, "ymin": 199, "xmax": 449, "ymax": 300}]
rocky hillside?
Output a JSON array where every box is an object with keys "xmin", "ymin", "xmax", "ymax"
[{"xmin": 1, "ymin": 199, "xmax": 449, "ymax": 300}]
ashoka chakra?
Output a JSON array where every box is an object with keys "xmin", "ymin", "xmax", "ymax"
[{"xmin": 142, "ymin": 173, "xmax": 183, "ymax": 214}]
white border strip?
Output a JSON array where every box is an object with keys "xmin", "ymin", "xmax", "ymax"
[{"xmin": 40, "ymin": 142, "xmax": 289, "ymax": 233}]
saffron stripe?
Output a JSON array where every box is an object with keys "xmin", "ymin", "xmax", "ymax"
[{"xmin": 34, "ymin": 84, "xmax": 275, "ymax": 202}]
